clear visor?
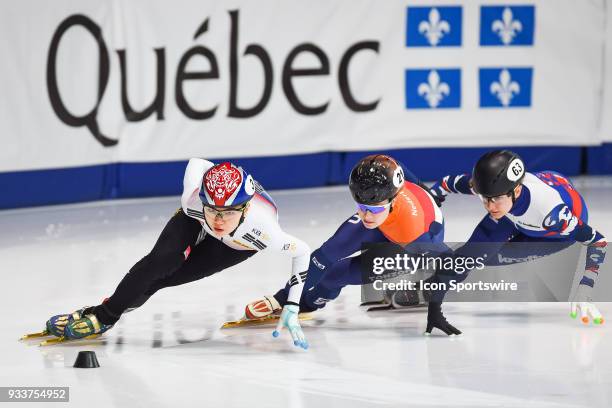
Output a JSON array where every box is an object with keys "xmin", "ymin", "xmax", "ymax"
[
  {"xmin": 203, "ymin": 204, "xmax": 247, "ymax": 219},
  {"xmin": 477, "ymin": 193, "xmax": 512, "ymax": 204}
]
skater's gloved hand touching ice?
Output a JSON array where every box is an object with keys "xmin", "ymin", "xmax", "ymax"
[
  {"xmin": 571, "ymin": 285, "xmax": 604, "ymax": 325},
  {"xmin": 272, "ymin": 304, "xmax": 308, "ymax": 349},
  {"xmin": 425, "ymin": 302, "xmax": 461, "ymax": 336}
]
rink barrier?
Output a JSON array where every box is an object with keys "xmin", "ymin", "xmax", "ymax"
[
  {"xmin": 587, "ymin": 143, "xmax": 612, "ymax": 175},
  {"xmin": 0, "ymin": 145, "xmax": 593, "ymax": 210}
]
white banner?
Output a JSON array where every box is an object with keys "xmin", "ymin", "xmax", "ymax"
[
  {"xmin": 0, "ymin": 0, "xmax": 607, "ymax": 172},
  {"xmin": 598, "ymin": 1, "xmax": 612, "ymax": 142}
]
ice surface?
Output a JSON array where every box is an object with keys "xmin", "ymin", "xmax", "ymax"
[{"xmin": 1, "ymin": 177, "xmax": 611, "ymax": 407}]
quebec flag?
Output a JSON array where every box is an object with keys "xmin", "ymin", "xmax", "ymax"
[
  {"xmin": 406, "ymin": 6, "xmax": 462, "ymax": 47},
  {"xmin": 405, "ymin": 69, "xmax": 461, "ymax": 109},
  {"xmin": 480, "ymin": 6, "xmax": 535, "ymax": 46},
  {"xmin": 479, "ymin": 68, "xmax": 533, "ymax": 108}
]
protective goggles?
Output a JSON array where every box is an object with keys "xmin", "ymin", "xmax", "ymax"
[
  {"xmin": 356, "ymin": 202, "xmax": 391, "ymax": 214},
  {"xmin": 203, "ymin": 203, "xmax": 247, "ymax": 219},
  {"xmin": 477, "ymin": 193, "xmax": 512, "ymax": 204}
]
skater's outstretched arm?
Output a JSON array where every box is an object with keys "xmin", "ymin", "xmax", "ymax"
[
  {"xmin": 429, "ymin": 173, "xmax": 474, "ymax": 205},
  {"xmin": 540, "ymin": 204, "xmax": 607, "ymax": 324},
  {"xmin": 264, "ymin": 224, "xmax": 311, "ymax": 349}
]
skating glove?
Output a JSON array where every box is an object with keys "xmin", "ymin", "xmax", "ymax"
[
  {"xmin": 273, "ymin": 304, "xmax": 308, "ymax": 349},
  {"xmin": 571, "ymin": 284, "xmax": 604, "ymax": 325},
  {"xmin": 425, "ymin": 302, "xmax": 461, "ymax": 336}
]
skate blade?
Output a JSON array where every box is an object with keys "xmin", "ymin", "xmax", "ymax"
[
  {"xmin": 360, "ymin": 301, "xmax": 392, "ymax": 312},
  {"xmin": 39, "ymin": 334, "xmax": 101, "ymax": 346},
  {"xmin": 221, "ymin": 313, "xmax": 312, "ymax": 329},
  {"xmin": 20, "ymin": 330, "xmax": 51, "ymax": 341},
  {"xmin": 367, "ymin": 303, "xmax": 428, "ymax": 312},
  {"xmin": 366, "ymin": 305, "xmax": 393, "ymax": 312}
]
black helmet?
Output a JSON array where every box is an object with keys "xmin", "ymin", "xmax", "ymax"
[
  {"xmin": 349, "ymin": 155, "xmax": 405, "ymax": 204},
  {"xmin": 472, "ymin": 150, "xmax": 525, "ymax": 198}
]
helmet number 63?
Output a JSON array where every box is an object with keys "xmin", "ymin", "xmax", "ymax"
[{"xmin": 511, "ymin": 161, "xmax": 523, "ymax": 177}]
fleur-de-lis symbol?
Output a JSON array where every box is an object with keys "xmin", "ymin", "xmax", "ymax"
[
  {"xmin": 490, "ymin": 69, "xmax": 520, "ymax": 107},
  {"xmin": 492, "ymin": 7, "xmax": 523, "ymax": 45},
  {"xmin": 418, "ymin": 70, "xmax": 450, "ymax": 108},
  {"xmin": 418, "ymin": 8, "xmax": 450, "ymax": 46}
]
